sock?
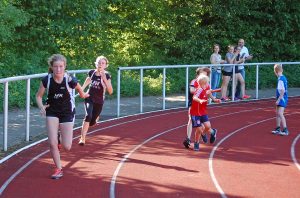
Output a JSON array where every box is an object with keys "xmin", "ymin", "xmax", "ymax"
[{"xmin": 187, "ymin": 124, "xmax": 192, "ymax": 139}]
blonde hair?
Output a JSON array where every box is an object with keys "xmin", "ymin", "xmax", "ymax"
[
  {"xmin": 95, "ymin": 56, "xmax": 109, "ymax": 68},
  {"xmin": 195, "ymin": 67, "xmax": 211, "ymax": 76},
  {"xmin": 274, "ymin": 64, "xmax": 283, "ymax": 73},
  {"xmin": 227, "ymin": 45, "xmax": 234, "ymax": 51},
  {"xmin": 197, "ymin": 74, "xmax": 209, "ymax": 85},
  {"xmin": 47, "ymin": 54, "xmax": 67, "ymax": 73}
]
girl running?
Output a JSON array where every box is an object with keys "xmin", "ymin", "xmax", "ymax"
[
  {"xmin": 78, "ymin": 56, "xmax": 113, "ymax": 145},
  {"xmin": 36, "ymin": 54, "xmax": 88, "ymax": 179},
  {"xmin": 190, "ymin": 74, "xmax": 220, "ymax": 150},
  {"xmin": 183, "ymin": 67, "xmax": 211, "ymax": 149}
]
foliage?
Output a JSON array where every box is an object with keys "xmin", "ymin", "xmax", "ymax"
[{"xmin": 1, "ymin": 0, "xmax": 300, "ymax": 109}]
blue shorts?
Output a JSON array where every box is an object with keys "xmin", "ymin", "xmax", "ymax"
[
  {"xmin": 277, "ymin": 98, "xmax": 288, "ymax": 108},
  {"xmin": 191, "ymin": 115, "xmax": 209, "ymax": 128}
]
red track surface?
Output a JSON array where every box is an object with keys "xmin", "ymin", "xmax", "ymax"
[{"xmin": 1, "ymin": 98, "xmax": 300, "ymax": 198}]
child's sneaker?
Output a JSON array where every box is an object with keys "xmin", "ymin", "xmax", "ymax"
[
  {"xmin": 201, "ymin": 134, "xmax": 208, "ymax": 143},
  {"xmin": 280, "ymin": 128, "xmax": 289, "ymax": 136},
  {"xmin": 210, "ymin": 128, "xmax": 217, "ymax": 144},
  {"xmin": 183, "ymin": 138, "xmax": 191, "ymax": 149},
  {"xmin": 271, "ymin": 127, "xmax": 281, "ymax": 135},
  {"xmin": 194, "ymin": 142, "xmax": 200, "ymax": 151},
  {"xmin": 51, "ymin": 168, "xmax": 63, "ymax": 179}
]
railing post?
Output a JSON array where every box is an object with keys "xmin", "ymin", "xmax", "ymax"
[
  {"xmin": 140, "ymin": 69, "xmax": 143, "ymax": 113},
  {"xmin": 117, "ymin": 68, "xmax": 121, "ymax": 117},
  {"xmin": 185, "ymin": 67, "xmax": 189, "ymax": 107},
  {"xmin": 256, "ymin": 65, "xmax": 259, "ymax": 99},
  {"xmin": 72, "ymin": 73, "xmax": 76, "ymax": 97},
  {"xmin": 26, "ymin": 79, "xmax": 30, "ymax": 142},
  {"xmin": 232, "ymin": 65, "xmax": 236, "ymax": 101},
  {"xmin": 162, "ymin": 68, "xmax": 166, "ymax": 110},
  {"xmin": 3, "ymin": 82, "xmax": 8, "ymax": 151},
  {"xmin": 209, "ymin": 65, "xmax": 213, "ymax": 104}
]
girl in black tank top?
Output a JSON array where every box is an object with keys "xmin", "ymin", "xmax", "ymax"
[
  {"xmin": 78, "ymin": 56, "xmax": 113, "ymax": 145},
  {"xmin": 36, "ymin": 54, "xmax": 88, "ymax": 179}
]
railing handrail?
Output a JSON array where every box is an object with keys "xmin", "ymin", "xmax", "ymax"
[
  {"xmin": 0, "ymin": 69, "xmax": 90, "ymax": 84},
  {"xmin": 1, "ymin": 62, "xmax": 300, "ymax": 152},
  {"xmin": 116, "ymin": 61, "xmax": 300, "ymax": 117},
  {"xmin": 117, "ymin": 62, "xmax": 300, "ymax": 70},
  {"xmin": 0, "ymin": 69, "xmax": 90, "ymax": 152},
  {"xmin": 1, "ymin": 62, "xmax": 299, "ymax": 82}
]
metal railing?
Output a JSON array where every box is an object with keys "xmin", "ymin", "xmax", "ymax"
[
  {"xmin": 0, "ymin": 69, "xmax": 89, "ymax": 151},
  {"xmin": 116, "ymin": 62, "xmax": 300, "ymax": 117},
  {"xmin": 1, "ymin": 62, "xmax": 300, "ymax": 151}
]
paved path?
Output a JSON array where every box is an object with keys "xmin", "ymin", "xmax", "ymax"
[
  {"xmin": 0, "ymin": 88, "xmax": 299, "ymax": 158},
  {"xmin": 0, "ymin": 94, "xmax": 186, "ymax": 156}
]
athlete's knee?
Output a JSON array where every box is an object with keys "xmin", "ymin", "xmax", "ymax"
[
  {"xmin": 276, "ymin": 112, "xmax": 281, "ymax": 117},
  {"xmin": 63, "ymin": 144, "xmax": 72, "ymax": 151},
  {"xmin": 279, "ymin": 113, "xmax": 285, "ymax": 119},
  {"xmin": 203, "ymin": 123, "xmax": 211, "ymax": 131}
]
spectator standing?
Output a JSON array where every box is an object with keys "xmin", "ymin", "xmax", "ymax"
[
  {"xmin": 232, "ymin": 46, "xmax": 251, "ymax": 100},
  {"xmin": 220, "ymin": 45, "xmax": 235, "ymax": 101},
  {"xmin": 235, "ymin": 39, "xmax": 253, "ymax": 98},
  {"xmin": 210, "ymin": 44, "xmax": 225, "ymax": 97}
]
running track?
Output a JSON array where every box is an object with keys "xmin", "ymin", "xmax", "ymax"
[{"xmin": 0, "ymin": 98, "xmax": 300, "ymax": 198}]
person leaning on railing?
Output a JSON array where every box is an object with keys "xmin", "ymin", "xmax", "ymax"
[
  {"xmin": 210, "ymin": 44, "xmax": 226, "ymax": 97},
  {"xmin": 220, "ymin": 45, "xmax": 234, "ymax": 101},
  {"xmin": 235, "ymin": 38, "xmax": 253, "ymax": 98},
  {"xmin": 232, "ymin": 46, "xmax": 251, "ymax": 100}
]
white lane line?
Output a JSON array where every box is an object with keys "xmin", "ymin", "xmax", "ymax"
[
  {"xmin": 0, "ymin": 99, "xmax": 292, "ymax": 196},
  {"xmin": 0, "ymin": 99, "xmax": 262, "ymax": 165},
  {"xmin": 0, "ymin": 109, "xmax": 185, "ymax": 196},
  {"xmin": 109, "ymin": 125, "xmax": 184, "ymax": 198},
  {"xmin": 0, "ymin": 97, "xmax": 276, "ymax": 165},
  {"xmin": 0, "ymin": 151, "xmax": 48, "ymax": 195},
  {"xmin": 209, "ymin": 113, "xmax": 298, "ymax": 198},
  {"xmin": 109, "ymin": 107, "xmax": 278, "ymax": 198},
  {"xmin": 0, "ymin": 109, "xmax": 183, "ymax": 165},
  {"xmin": 0, "ymin": 138, "xmax": 48, "ymax": 164},
  {"xmin": 291, "ymin": 133, "xmax": 300, "ymax": 171}
]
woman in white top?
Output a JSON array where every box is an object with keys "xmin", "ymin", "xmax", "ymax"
[{"xmin": 210, "ymin": 44, "xmax": 225, "ymax": 97}]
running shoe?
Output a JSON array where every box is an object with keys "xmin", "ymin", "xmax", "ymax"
[
  {"xmin": 271, "ymin": 127, "xmax": 281, "ymax": 135},
  {"xmin": 201, "ymin": 134, "xmax": 208, "ymax": 143},
  {"xmin": 242, "ymin": 95, "xmax": 251, "ymax": 99},
  {"xmin": 183, "ymin": 138, "xmax": 191, "ymax": 149},
  {"xmin": 220, "ymin": 97, "xmax": 230, "ymax": 102},
  {"xmin": 233, "ymin": 97, "xmax": 241, "ymax": 101},
  {"xmin": 280, "ymin": 128, "xmax": 289, "ymax": 136},
  {"xmin": 210, "ymin": 128, "xmax": 217, "ymax": 144},
  {"xmin": 51, "ymin": 168, "xmax": 63, "ymax": 179},
  {"xmin": 78, "ymin": 136, "xmax": 86, "ymax": 146},
  {"xmin": 194, "ymin": 142, "xmax": 200, "ymax": 151}
]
